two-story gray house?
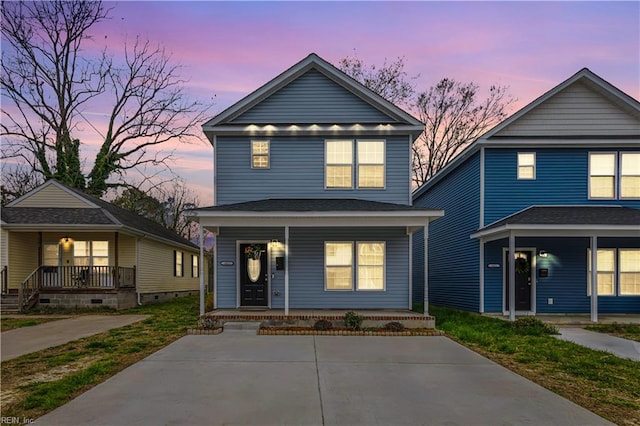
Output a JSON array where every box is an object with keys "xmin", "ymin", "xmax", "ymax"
[{"xmin": 189, "ymin": 54, "xmax": 442, "ymax": 315}]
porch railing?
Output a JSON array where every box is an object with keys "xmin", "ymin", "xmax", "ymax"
[
  {"xmin": 1, "ymin": 265, "xmax": 7, "ymax": 294},
  {"xmin": 19, "ymin": 265, "xmax": 136, "ymax": 310}
]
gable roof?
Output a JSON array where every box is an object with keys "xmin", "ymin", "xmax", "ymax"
[
  {"xmin": 3, "ymin": 180, "xmax": 198, "ymax": 250},
  {"xmin": 202, "ymin": 53, "xmax": 424, "ymax": 137},
  {"xmin": 413, "ymin": 68, "xmax": 640, "ymax": 200}
]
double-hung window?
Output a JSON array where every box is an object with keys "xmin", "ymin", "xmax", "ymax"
[
  {"xmin": 587, "ymin": 248, "xmax": 640, "ymax": 296},
  {"xmin": 358, "ymin": 140, "xmax": 385, "ymax": 188},
  {"xmin": 357, "ymin": 242, "xmax": 385, "ymax": 290},
  {"xmin": 325, "ymin": 241, "xmax": 385, "ymax": 291},
  {"xmin": 326, "ymin": 141, "xmax": 353, "ymax": 188},
  {"xmin": 326, "ymin": 140, "xmax": 385, "ymax": 189},
  {"xmin": 589, "ymin": 152, "xmax": 640, "ymax": 199},
  {"xmin": 325, "ymin": 242, "xmax": 353, "ymax": 290},
  {"xmin": 192, "ymin": 254, "xmax": 199, "ymax": 278},
  {"xmin": 251, "ymin": 140, "xmax": 270, "ymax": 169},
  {"xmin": 587, "ymin": 249, "xmax": 615, "ymax": 295},
  {"xmin": 517, "ymin": 153, "xmax": 536, "ymax": 180},
  {"xmin": 174, "ymin": 251, "xmax": 184, "ymax": 277},
  {"xmin": 74, "ymin": 241, "xmax": 109, "ymax": 267}
]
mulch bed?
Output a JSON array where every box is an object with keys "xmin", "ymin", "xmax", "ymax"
[{"xmin": 258, "ymin": 327, "xmax": 444, "ymax": 336}]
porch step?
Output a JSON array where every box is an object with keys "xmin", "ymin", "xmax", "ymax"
[
  {"xmin": 223, "ymin": 321, "xmax": 262, "ymax": 332},
  {"xmin": 1, "ymin": 294, "xmax": 20, "ymax": 314}
]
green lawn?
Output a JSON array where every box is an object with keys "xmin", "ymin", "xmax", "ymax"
[
  {"xmin": 1, "ymin": 296, "xmax": 199, "ymax": 422},
  {"xmin": 430, "ymin": 305, "xmax": 640, "ymax": 426},
  {"xmin": 585, "ymin": 323, "xmax": 640, "ymax": 342}
]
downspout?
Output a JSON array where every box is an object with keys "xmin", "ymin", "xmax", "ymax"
[{"xmin": 136, "ymin": 236, "xmax": 142, "ymax": 305}]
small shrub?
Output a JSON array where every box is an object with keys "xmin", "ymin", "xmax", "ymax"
[
  {"xmin": 384, "ymin": 322, "xmax": 405, "ymax": 332},
  {"xmin": 205, "ymin": 293, "xmax": 214, "ymax": 312},
  {"xmin": 314, "ymin": 319, "xmax": 333, "ymax": 331},
  {"xmin": 344, "ymin": 311, "xmax": 364, "ymax": 330},
  {"xmin": 198, "ymin": 316, "xmax": 219, "ymax": 329},
  {"xmin": 512, "ymin": 316, "xmax": 558, "ymax": 336}
]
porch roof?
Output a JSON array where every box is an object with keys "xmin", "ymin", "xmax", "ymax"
[
  {"xmin": 187, "ymin": 198, "xmax": 443, "ymax": 232},
  {"xmin": 471, "ymin": 205, "xmax": 640, "ymax": 241}
]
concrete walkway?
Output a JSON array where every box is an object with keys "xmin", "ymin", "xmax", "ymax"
[
  {"xmin": 35, "ymin": 334, "xmax": 612, "ymax": 426},
  {"xmin": 557, "ymin": 327, "xmax": 640, "ymax": 361},
  {"xmin": 1, "ymin": 315, "xmax": 148, "ymax": 361}
]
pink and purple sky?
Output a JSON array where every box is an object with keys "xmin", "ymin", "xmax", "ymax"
[{"xmin": 4, "ymin": 1, "xmax": 640, "ymax": 205}]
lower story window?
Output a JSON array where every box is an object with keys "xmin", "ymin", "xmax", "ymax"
[
  {"xmin": 588, "ymin": 248, "xmax": 640, "ymax": 296},
  {"xmin": 325, "ymin": 242, "xmax": 353, "ymax": 290},
  {"xmin": 174, "ymin": 251, "xmax": 184, "ymax": 277},
  {"xmin": 74, "ymin": 241, "xmax": 109, "ymax": 267},
  {"xmin": 192, "ymin": 254, "xmax": 199, "ymax": 278},
  {"xmin": 357, "ymin": 242, "xmax": 385, "ymax": 290},
  {"xmin": 325, "ymin": 241, "xmax": 385, "ymax": 291}
]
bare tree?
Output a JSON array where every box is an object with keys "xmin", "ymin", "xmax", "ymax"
[
  {"xmin": 412, "ymin": 79, "xmax": 515, "ymax": 186},
  {"xmin": 0, "ymin": 165, "xmax": 44, "ymax": 206},
  {"xmin": 338, "ymin": 54, "xmax": 417, "ymax": 107},
  {"xmin": 1, "ymin": 1, "xmax": 209, "ymax": 197}
]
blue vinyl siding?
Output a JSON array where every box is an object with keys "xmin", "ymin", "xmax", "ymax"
[
  {"xmin": 484, "ymin": 147, "xmax": 640, "ymax": 225},
  {"xmin": 231, "ymin": 69, "xmax": 393, "ymax": 124},
  {"xmin": 216, "ymin": 227, "xmax": 410, "ymax": 309},
  {"xmin": 216, "ymin": 136, "xmax": 410, "ymax": 205},
  {"xmin": 413, "ymin": 152, "xmax": 481, "ymax": 311},
  {"xmin": 484, "ymin": 237, "xmax": 640, "ymax": 314}
]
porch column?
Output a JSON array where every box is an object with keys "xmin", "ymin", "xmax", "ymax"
[
  {"xmin": 590, "ymin": 235, "xmax": 598, "ymax": 323},
  {"xmin": 479, "ymin": 238, "xmax": 485, "ymax": 313},
  {"xmin": 284, "ymin": 225, "xmax": 289, "ymax": 316},
  {"xmin": 114, "ymin": 232, "xmax": 119, "ymax": 288},
  {"xmin": 508, "ymin": 232, "xmax": 516, "ymax": 321},
  {"xmin": 199, "ymin": 225, "xmax": 205, "ymax": 316},
  {"xmin": 423, "ymin": 224, "xmax": 429, "ymax": 316}
]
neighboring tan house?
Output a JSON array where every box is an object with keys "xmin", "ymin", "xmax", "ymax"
[
  {"xmin": 1, "ymin": 179, "xmax": 203, "ymax": 311},
  {"xmin": 412, "ymin": 68, "xmax": 640, "ymax": 322},
  {"xmin": 188, "ymin": 53, "xmax": 443, "ymax": 315}
]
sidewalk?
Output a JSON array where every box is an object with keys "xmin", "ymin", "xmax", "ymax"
[
  {"xmin": 1, "ymin": 315, "xmax": 148, "ymax": 361},
  {"xmin": 556, "ymin": 327, "xmax": 640, "ymax": 361}
]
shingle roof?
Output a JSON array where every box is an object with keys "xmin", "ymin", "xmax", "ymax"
[
  {"xmin": 480, "ymin": 206, "xmax": 640, "ymax": 231},
  {"xmin": 196, "ymin": 198, "xmax": 432, "ymax": 212},
  {"xmin": 2, "ymin": 181, "xmax": 198, "ymax": 249}
]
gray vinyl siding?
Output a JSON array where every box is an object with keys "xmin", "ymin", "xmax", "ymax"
[
  {"xmin": 231, "ymin": 69, "xmax": 393, "ymax": 124},
  {"xmin": 413, "ymin": 152, "xmax": 481, "ymax": 311},
  {"xmin": 494, "ymin": 82, "xmax": 640, "ymax": 137},
  {"xmin": 216, "ymin": 136, "xmax": 411, "ymax": 205},
  {"xmin": 216, "ymin": 227, "xmax": 409, "ymax": 309}
]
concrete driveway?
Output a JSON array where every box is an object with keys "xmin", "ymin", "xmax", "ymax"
[{"xmin": 35, "ymin": 333, "xmax": 611, "ymax": 426}]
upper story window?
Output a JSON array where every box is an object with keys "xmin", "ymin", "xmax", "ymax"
[
  {"xmin": 325, "ymin": 139, "xmax": 385, "ymax": 189},
  {"xmin": 358, "ymin": 140, "xmax": 385, "ymax": 188},
  {"xmin": 621, "ymin": 153, "xmax": 640, "ymax": 198},
  {"xmin": 251, "ymin": 140, "xmax": 270, "ymax": 169},
  {"xmin": 326, "ymin": 140, "xmax": 353, "ymax": 188},
  {"xmin": 589, "ymin": 152, "xmax": 639, "ymax": 199},
  {"xmin": 517, "ymin": 153, "xmax": 536, "ymax": 180}
]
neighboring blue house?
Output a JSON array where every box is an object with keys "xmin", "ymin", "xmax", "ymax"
[
  {"xmin": 190, "ymin": 54, "xmax": 443, "ymax": 314},
  {"xmin": 413, "ymin": 68, "xmax": 640, "ymax": 321}
]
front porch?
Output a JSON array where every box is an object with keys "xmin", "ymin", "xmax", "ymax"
[{"xmin": 201, "ymin": 309, "xmax": 435, "ymax": 329}]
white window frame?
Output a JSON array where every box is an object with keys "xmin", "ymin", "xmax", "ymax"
[
  {"xmin": 517, "ymin": 152, "xmax": 536, "ymax": 180},
  {"xmin": 251, "ymin": 140, "xmax": 270, "ymax": 169},
  {"xmin": 357, "ymin": 140, "xmax": 386, "ymax": 189},
  {"xmin": 73, "ymin": 240, "xmax": 109, "ymax": 267},
  {"xmin": 619, "ymin": 248, "xmax": 640, "ymax": 296},
  {"xmin": 356, "ymin": 241, "xmax": 386, "ymax": 291},
  {"xmin": 588, "ymin": 152, "xmax": 617, "ymax": 200},
  {"xmin": 620, "ymin": 152, "xmax": 640, "ymax": 200},
  {"xmin": 324, "ymin": 242, "xmax": 354, "ymax": 291},
  {"xmin": 587, "ymin": 248, "xmax": 616, "ymax": 296},
  {"xmin": 325, "ymin": 140, "xmax": 354, "ymax": 189}
]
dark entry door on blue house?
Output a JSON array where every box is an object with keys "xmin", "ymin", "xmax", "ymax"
[
  {"xmin": 505, "ymin": 251, "xmax": 532, "ymax": 311},
  {"xmin": 240, "ymin": 243, "xmax": 268, "ymax": 307}
]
